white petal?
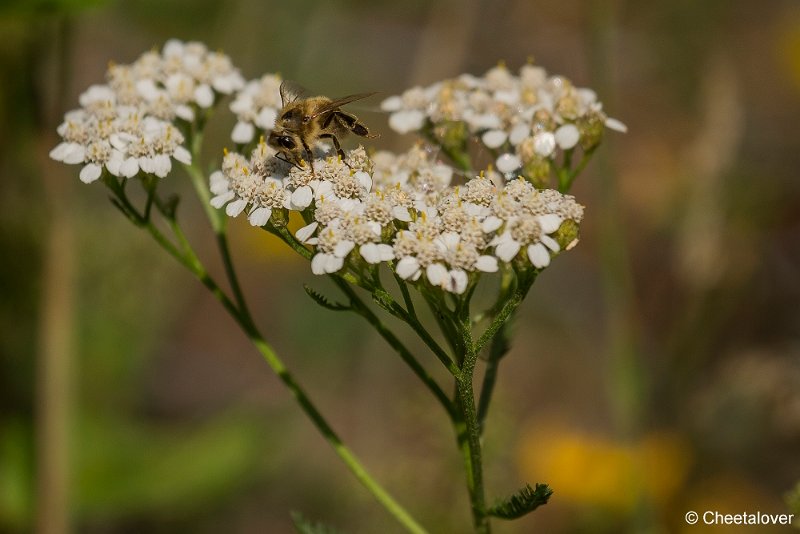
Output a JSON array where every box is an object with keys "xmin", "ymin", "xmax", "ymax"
[
  {"xmin": 533, "ymin": 132, "xmax": 556, "ymax": 157},
  {"xmin": 175, "ymin": 105, "xmax": 195, "ymax": 122},
  {"xmin": 334, "ymin": 240, "xmax": 355, "ymax": 258},
  {"xmin": 62, "ymin": 144, "xmax": 86, "ymax": 165},
  {"xmin": 248, "ymin": 206, "xmax": 272, "ymax": 226},
  {"xmin": 493, "ymin": 89, "xmax": 519, "ymax": 106},
  {"xmin": 528, "ymin": 243, "xmax": 551, "ymax": 268},
  {"xmin": 449, "ymin": 270, "xmax": 469, "ymax": 294},
  {"xmin": 509, "ymin": 124, "xmax": 530, "ymax": 146},
  {"xmin": 291, "ymin": 185, "xmax": 313, "ymax": 209},
  {"xmin": 376, "ymin": 244, "xmax": 395, "ymax": 261},
  {"xmin": 109, "ymin": 134, "xmax": 128, "ymax": 151},
  {"xmin": 136, "ymin": 79, "xmax": 160, "ymax": 101},
  {"xmin": 360, "ymin": 243, "xmax": 381, "ymax": 264},
  {"xmin": 388, "ymin": 110, "xmax": 425, "ymax": 134},
  {"xmin": 209, "ymin": 171, "xmax": 229, "ymax": 194},
  {"xmin": 48, "ymin": 142, "xmax": 69, "ymax": 161},
  {"xmin": 426, "ymin": 263, "xmax": 448, "ymax": 286},
  {"xmin": 210, "ymin": 191, "xmax": 235, "ymax": 209},
  {"xmin": 106, "ymin": 153, "xmax": 122, "ymax": 176},
  {"xmin": 481, "ymin": 129, "xmax": 508, "ymax": 149},
  {"xmin": 396, "ymin": 257, "xmax": 420, "ymax": 279},
  {"xmin": 153, "ymin": 154, "xmax": 172, "ymax": 178},
  {"xmin": 537, "ymin": 214, "xmax": 563, "ymax": 234},
  {"xmin": 605, "ymin": 117, "xmax": 628, "ymax": 133},
  {"xmin": 540, "ymin": 234, "xmax": 560, "ymax": 253},
  {"xmin": 79, "ymin": 163, "xmax": 102, "ymax": 183},
  {"xmin": 380, "ymin": 95, "xmax": 403, "ymax": 112},
  {"xmin": 163, "ymin": 39, "xmax": 184, "ymax": 57},
  {"xmin": 311, "ymin": 253, "xmax": 329, "ymax": 275},
  {"xmin": 392, "ymin": 206, "xmax": 412, "ymax": 222},
  {"xmin": 323, "ymin": 256, "xmax": 344, "ymax": 273},
  {"xmin": 441, "ymin": 232, "xmax": 460, "ymax": 249},
  {"xmin": 476, "ymin": 255, "xmax": 498, "ymax": 273},
  {"xmin": 173, "ymin": 146, "xmax": 192, "ymax": 165},
  {"xmin": 495, "ymin": 153, "xmax": 521, "ymax": 173},
  {"xmin": 495, "ymin": 240, "xmax": 521, "ymax": 262},
  {"xmin": 354, "ymin": 170, "xmax": 372, "ymax": 193},
  {"xmin": 482, "ymin": 216, "xmax": 503, "ymax": 233},
  {"xmin": 194, "ymin": 84, "xmax": 214, "ymax": 108},
  {"xmin": 226, "ymin": 198, "xmax": 247, "ymax": 217},
  {"xmin": 554, "ymin": 124, "xmax": 580, "ymax": 149},
  {"xmin": 314, "ymin": 180, "xmax": 333, "ymax": 199},
  {"xmin": 255, "ymin": 108, "xmax": 277, "ymax": 130},
  {"xmin": 296, "ymin": 222, "xmax": 319, "ymax": 242},
  {"xmin": 120, "ymin": 157, "xmax": 139, "ymax": 178},
  {"xmin": 231, "ymin": 121, "xmax": 255, "ymax": 144},
  {"xmin": 139, "ymin": 156, "xmax": 155, "ymax": 174},
  {"xmin": 211, "ymin": 76, "xmax": 236, "ymax": 94}
]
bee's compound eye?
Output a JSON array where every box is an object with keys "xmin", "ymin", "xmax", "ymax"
[{"xmin": 279, "ymin": 136, "xmax": 296, "ymax": 149}]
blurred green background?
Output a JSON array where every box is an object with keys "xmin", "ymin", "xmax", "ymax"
[{"xmin": 2, "ymin": 0, "xmax": 800, "ymax": 532}]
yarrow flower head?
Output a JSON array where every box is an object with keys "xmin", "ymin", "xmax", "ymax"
[
  {"xmin": 381, "ymin": 60, "xmax": 626, "ymax": 179},
  {"xmin": 107, "ymin": 39, "xmax": 244, "ymax": 122},
  {"xmin": 49, "ymin": 86, "xmax": 192, "ymax": 183},
  {"xmin": 50, "ymin": 39, "xmax": 246, "ymax": 183},
  {"xmin": 212, "ymin": 142, "xmax": 585, "ymax": 294}
]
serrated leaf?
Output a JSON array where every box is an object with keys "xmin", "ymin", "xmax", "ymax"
[
  {"xmin": 291, "ymin": 511, "xmax": 345, "ymax": 534},
  {"xmin": 487, "ymin": 483, "xmax": 553, "ymax": 520},
  {"xmin": 303, "ymin": 284, "xmax": 349, "ymax": 311}
]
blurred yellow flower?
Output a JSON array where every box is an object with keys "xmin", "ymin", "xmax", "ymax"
[{"xmin": 518, "ymin": 422, "xmax": 691, "ymax": 513}]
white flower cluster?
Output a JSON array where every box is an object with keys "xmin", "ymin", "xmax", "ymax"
[
  {"xmin": 381, "ymin": 62, "xmax": 626, "ymax": 176},
  {"xmin": 229, "ymin": 74, "xmax": 283, "ymax": 144},
  {"xmin": 50, "ymin": 39, "xmax": 245, "ymax": 183},
  {"xmin": 49, "ymin": 86, "xmax": 191, "ymax": 183},
  {"xmin": 106, "ymin": 39, "xmax": 244, "ymax": 122},
  {"xmin": 210, "ymin": 142, "xmax": 584, "ymax": 294}
]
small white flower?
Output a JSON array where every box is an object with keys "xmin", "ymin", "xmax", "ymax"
[
  {"xmin": 360, "ymin": 243, "xmax": 394, "ymax": 264},
  {"xmin": 395, "ymin": 256, "xmax": 422, "ymax": 281},
  {"xmin": 509, "ymin": 124, "xmax": 530, "ymax": 146},
  {"xmin": 533, "ymin": 132, "xmax": 556, "ymax": 157},
  {"xmin": 481, "ymin": 129, "xmax": 508, "ymax": 148},
  {"xmin": 496, "ymin": 153, "xmax": 521, "ymax": 173},
  {"xmin": 554, "ymin": 124, "xmax": 580, "ymax": 149},
  {"xmin": 389, "ymin": 110, "xmax": 425, "ymax": 134},
  {"xmin": 296, "ymin": 222, "xmax": 319, "ymax": 243},
  {"xmin": 79, "ymin": 163, "xmax": 102, "ymax": 183},
  {"xmin": 231, "ymin": 121, "xmax": 255, "ymax": 144},
  {"xmin": 605, "ymin": 117, "xmax": 628, "ymax": 133},
  {"xmin": 248, "ymin": 206, "xmax": 272, "ymax": 226}
]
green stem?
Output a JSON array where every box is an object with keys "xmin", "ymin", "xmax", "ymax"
[
  {"xmin": 332, "ymin": 278, "xmax": 455, "ymax": 418},
  {"xmin": 558, "ymin": 147, "xmax": 596, "ymax": 193},
  {"xmin": 475, "ymin": 269, "xmax": 516, "ymax": 433},
  {"xmin": 455, "ymin": 319, "xmax": 490, "ymax": 533}
]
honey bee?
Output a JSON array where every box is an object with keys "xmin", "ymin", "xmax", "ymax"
[{"xmin": 268, "ymin": 81, "xmax": 377, "ymax": 173}]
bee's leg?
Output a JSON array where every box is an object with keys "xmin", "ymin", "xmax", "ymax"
[
  {"xmin": 336, "ymin": 112, "xmax": 379, "ymax": 139},
  {"xmin": 301, "ymin": 139, "xmax": 316, "ymax": 176},
  {"xmin": 321, "ymin": 133, "xmax": 347, "ymax": 164},
  {"xmin": 275, "ymin": 152, "xmax": 302, "ymax": 170}
]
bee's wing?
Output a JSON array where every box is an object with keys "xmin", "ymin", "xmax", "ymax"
[
  {"xmin": 279, "ymin": 80, "xmax": 310, "ymax": 107},
  {"xmin": 308, "ymin": 92, "xmax": 378, "ymax": 118}
]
